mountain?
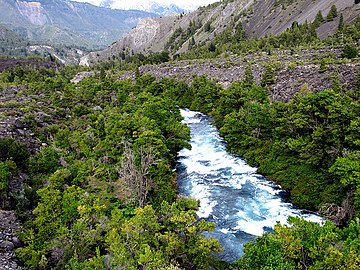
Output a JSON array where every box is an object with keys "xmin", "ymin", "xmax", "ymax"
[
  {"xmin": 82, "ymin": 0, "xmax": 359, "ymax": 65},
  {"xmin": 0, "ymin": 0, "xmax": 156, "ymax": 50},
  {"xmin": 98, "ymin": 0, "xmax": 192, "ymax": 16}
]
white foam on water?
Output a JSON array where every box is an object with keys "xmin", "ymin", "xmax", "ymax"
[
  {"xmin": 188, "ymin": 182, "xmax": 218, "ymax": 218},
  {"xmin": 251, "ymin": 178, "xmax": 282, "ymax": 195},
  {"xmin": 235, "ymin": 196, "xmax": 324, "ymax": 236},
  {"xmin": 180, "ymin": 108, "xmax": 202, "ymax": 119},
  {"xmin": 220, "ymin": 228, "xmax": 231, "ymax": 234}
]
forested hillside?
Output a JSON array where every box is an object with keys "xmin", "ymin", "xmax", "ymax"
[{"xmin": 82, "ymin": 0, "xmax": 358, "ymax": 65}]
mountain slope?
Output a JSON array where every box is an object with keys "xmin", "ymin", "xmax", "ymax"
[
  {"xmin": 82, "ymin": 0, "xmax": 358, "ymax": 64},
  {"xmin": 0, "ymin": 0, "xmax": 156, "ymax": 49},
  {"xmin": 0, "ymin": 23, "xmax": 27, "ymax": 47}
]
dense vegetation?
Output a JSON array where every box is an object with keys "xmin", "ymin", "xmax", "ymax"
[
  {"xmin": 1, "ymin": 54, "xmax": 359, "ymax": 268},
  {"xmin": 0, "ymin": 6, "xmax": 359, "ymax": 270},
  {"xmin": 0, "ymin": 69, "xmax": 226, "ymax": 269}
]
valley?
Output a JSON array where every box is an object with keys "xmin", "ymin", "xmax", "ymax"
[{"xmin": 0, "ymin": 0, "xmax": 359, "ymax": 269}]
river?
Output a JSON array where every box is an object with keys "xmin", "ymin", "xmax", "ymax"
[{"xmin": 176, "ymin": 109, "xmax": 323, "ymax": 262}]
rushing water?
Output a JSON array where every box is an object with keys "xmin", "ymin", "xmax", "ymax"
[{"xmin": 176, "ymin": 109, "xmax": 323, "ymax": 262}]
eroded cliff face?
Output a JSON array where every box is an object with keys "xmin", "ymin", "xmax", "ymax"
[
  {"xmin": 130, "ymin": 18, "xmax": 160, "ymax": 48},
  {"xmin": 16, "ymin": 1, "xmax": 48, "ymax": 25}
]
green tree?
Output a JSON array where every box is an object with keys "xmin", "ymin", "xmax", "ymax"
[
  {"xmin": 190, "ymin": 76, "xmax": 220, "ymax": 114},
  {"xmin": 338, "ymin": 13, "xmax": 344, "ymax": 32},
  {"xmin": 326, "ymin": 4, "xmax": 338, "ymax": 22},
  {"xmin": 234, "ymin": 217, "xmax": 358, "ymax": 270},
  {"xmin": 244, "ymin": 64, "xmax": 254, "ymax": 87},
  {"xmin": 261, "ymin": 63, "xmax": 277, "ymax": 86},
  {"xmin": 313, "ymin": 11, "xmax": 324, "ymax": 28},
  {"xmin": 208, "ymin": 42, "xmax": 216, "ymax": 52}
]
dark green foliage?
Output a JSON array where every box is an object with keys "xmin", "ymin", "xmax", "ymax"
[
  {"xmin": 164, "ymin": 27, "xmax": 183, "ymax": 50},
  {"xmin": 0, "ymin": 160, "xmax": 16, "ymax": 202},
  {"xmin": 313, "ymin": 11, "xmax": 324, "ymax": 28},
  {"xmin": 261, "ymin": 63, "xmax": 278, "ymax": 87},
  {"xmin": 208, "ymin": 42, "xmax": 216, "ymax": 52},
  {"xmin": 0, "ymin": 138, "xmax": 29, "ymax": 169},
  {"xmin": 319, "ymin": 57, "xmax": 329, "ymax": 73},
  {"xmin": 73, "ymin": 104, "xmax": 91, "ymax": 117},
  {"xmin": 204, "ymin": 21, "xmax": 213, "ymax": 32},
  {"xmin": 342, "ymin": 44, "xmax": 358, "ymax": 59},
  {"xmin": 29, "ymin": 147, "xmax": 60, "ymax": 174},
  {"xmin": 6, "ymin": 70, "xmax": 225, "ymax": 269},
  {"xmin": 146, "ymin": 51, "xmax": 170, "ymax": 64},
  {"xmin": 2, "ymin": 13, "xmax": 360, "ymax": 268},
  {"xmin": 326, "ymin": 4, "xmax": 338, "ymax": 22},
  {"xmin": 164, "ymin": 20, "xmax": 202, "ymax": 52},
  {"xmin": 190, "ymin": 76, "xmax": 221, "ymax": 114},
  {"xmin": 275, "ymin": 0, "xmax": 297, "ymax": 8},
  {"xmin": 183, "ymin": 75, "xmax": 359, "ymax": 212},
  {"xmin": 235, "ymin": 217, "xmax": 360, "ymax": 269},
  {"xmin": 244, "ymin": 64, "xmax": 254, "ymax": 87},
  {"xmin": 338, "ymin": 13, "xmax": 344, "ymax": 32}
]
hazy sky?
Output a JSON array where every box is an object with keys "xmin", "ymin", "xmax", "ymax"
[
  {"xmin": 75, "ymin": 0, "xmax": 219, "ymax": 10},
  {"xmin": 138, "ymin": 0, "xmax": 218, "ymax": 7}
]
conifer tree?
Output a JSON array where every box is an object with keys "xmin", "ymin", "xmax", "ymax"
[
  {"xmin": 326, "ymin": 4, "xmax": 338, "ymax": 22},
  {"xmin": 244, "ymin": 64, "xmax": 254, "ymax": 87},
  {"xmin": 313, "ymin": 11, "xmax": 324, "ymax": 28},
  {"xmin": 338, "ymin": 13, "xmax": 344, "ymax": 32}
]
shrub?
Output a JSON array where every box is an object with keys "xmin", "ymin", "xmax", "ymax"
[
  {"xmin": 341, "ymin": 44, "xmax": 358, "ymax": 59},
  {"xmin": 0, "ymin": 138, "xmax": 29, "ymax": 169}
]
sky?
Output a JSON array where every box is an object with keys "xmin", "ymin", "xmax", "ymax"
[{"xmin": 74, "ymin": 0, "xmax": 219, "ymax": 11}]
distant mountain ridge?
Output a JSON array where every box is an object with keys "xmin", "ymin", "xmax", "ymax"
[
  {"xmin": 98, "ymin": 0, "xmax": 192, "ymax": 15},
  {"xmin": 0, "ymin": 0, "xmax": 156, "ymax": 49}
]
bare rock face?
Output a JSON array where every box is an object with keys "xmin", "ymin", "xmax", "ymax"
[
  {"xmin": 129, "ymin": 18, "xmax": 160, "ymax": 48},
  {"xmin": 16, "ymin": 1, "xmax": 48, "ymax": 26},
  {"xmin": 319, "ymin": 203, "xmax": 348, "ymax": 226},
  {"xmin": 319, "ymin": 192, "xmax": 355, "ymax": 227}
]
